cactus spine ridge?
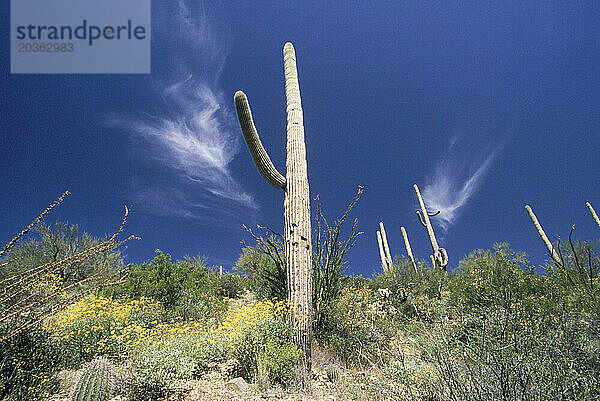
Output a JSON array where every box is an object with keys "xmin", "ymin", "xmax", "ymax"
[
  {"xmin": 525, "ymin": 204, "xmax": 561, "ymax": 264},
  {"xmin": 236, "ymin": 42, "xmax": 312, "ymax": 373},
  {"xmin": 586, "ymin": 202, "xmax": 600, "ymax": 229},
  {"xmin": 71, "ymin": 356, "xmax": 115, "ymax": 401},
  {"xmin": 413, "ymin": 184, "xmax": 448, "ymax": 270},
  {"xmin": 401, "ymin": 226, "xmax": 418, "ymax": 273}
]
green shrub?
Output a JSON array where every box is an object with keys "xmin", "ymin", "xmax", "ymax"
[
  {"xmin": 44, "ymin": 295, "xmax": 164, "ymax": 364},
  {"xmin": 235, "ymin": 240, "xmax": 286, "ymax": 301},
  {"xmin": 232, "ymin": 317, "xmax": 304, "ymax": 387},
  {"xmin": 545, "ymin": 238, "xmax": 600, "ymax": 314},
  {"xmin": 0, "ymin": 322, "xmax": 64, "ymax": 400},
  {"xmin": 131, "ymin": 333, "xmax": 225, "ymax": 387},
  {"xmin": 318, "ymin": 285, "xmax": 390, "ymax": 366},
  {"xmin": 422, "ymin": 307, "xmax": 600, "ymax": 401},
  {"xmin": 449, "ymin": 243, "xmax": 544, "ymax": 312},
  {"xmin": 108, "ymin": 250, "xmax": 226, "ymax": 319},
  {"xmin": 370, "ymin": 257, "xmax": 449, "ymax": 322},
  {"xmin": 218, "ymin": 273, "xmax": 247, "ymax": 298}
]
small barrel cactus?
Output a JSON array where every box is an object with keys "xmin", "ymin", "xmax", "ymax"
[{"xmin": 71, "ymin": 356, "xmax": 116, "ymax": 401}]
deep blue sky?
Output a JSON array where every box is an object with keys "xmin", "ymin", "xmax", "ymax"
[{"xmin": 2, "ymin": 1, "xmax": 599, "ymax": 277}]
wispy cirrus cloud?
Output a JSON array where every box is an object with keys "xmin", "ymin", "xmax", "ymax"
[
  {"xmin": 108, "ymin": 1, "xmax": 256, "ymax": 220},
  {"xmin": 421, "ymin": 133, "xmax": 503, "ymax": 231}
]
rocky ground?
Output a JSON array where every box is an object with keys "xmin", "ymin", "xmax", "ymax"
[{"xmin": 47, "ymin": 346, "xmax": 405, "ymax": 401}]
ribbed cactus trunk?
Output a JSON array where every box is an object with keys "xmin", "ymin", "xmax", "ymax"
[
  {"xmin": 282, "ymin": 43, "xmax": 313, "ymax": 371},
  {"xmin": 401, "ymin": 226, "xmax": 418, "ymax": 273},
  {"xmin": 234, "ymin": 43, "xmax": 312, "ymax": 374},
  {"xmin": 414, "ymin": 184, "xmax": 448, "ymax": 270},
  {"xmin": 377, "ymin": 230, "xmax": 388, "ymax": 272},
  {"xmin": 586, "ymin": 202, "xmax": 600, "ymax": 229},
  {"xmin": 379, "ymin": 222, "xmax": 393, "ymax": 271},
  {"xmin": 525, "ymin": 205, "xmax": 561, "ymax": 264}
]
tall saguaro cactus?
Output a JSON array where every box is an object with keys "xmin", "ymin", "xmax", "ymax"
[
  {"xmin": 525, "ymin": 205, "xmax": 561, "ymax": 264},
  {"xmin": 234, "ymin": 43, "xmax": 313, "ymax": 371},
  {"xmin": 586, "ymin": 202, "xmax": 600, "ymax": 229},
  {"xmin": 414, "ymin": 184, "xmax": 448, "ymax": 270},
  {"xmin": 376, "ymin": 230, "xmax": 389, "ymax": 272},
  {"xmin": 377, "ymin": 222, "xmax": 393, "ymax": 271},
  {"xmin": 400, "ymin": 226, "xmax": 418, "ymax": 273}
]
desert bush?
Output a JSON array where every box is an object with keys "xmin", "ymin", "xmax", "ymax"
[
  {"xmin": 370, "ymin": 257, "xmax": 449, "ymax": 322},
  {"xmin": 319, "ymin": 285, "xmax": 392, "ymax": 366},
  {"xmin": 44, "ymin": 294, "xmax": 164, "ymax": 364},
  {"xmin": 0, "ymin": 322, "xmax": 63, "ymax": 400},
  {"xmin": 449, "ymin": 243, "xmax": 545, "ymax": 313},
  {"xmin": 131, "ymin": 326, "xmax": 225, "ymax": 387},
  {"xmin": 545, "ymin": 235, "xmax": 600, "ymax": 315},
  {"xmin": 235, "ymin": 237, "xmax": 287, "ymax": 301},
  {"xmin": 422, "ymin": 307, "xmax": 600, "ymax": 401},
  {"xmin": 415, "ymin": 242, "xmax": 600, "ymax": 401},
  {"xmin": 2, "ymin": 222, "xmax": 123, "ymax": 286},
  {"xmin": 233, "ymin": 317, "xmax": 304, "ymax": 387},
  {"xmin": 218, "ymin": 272, "xmax": 247, "ymax": 298},
  {"xmin": 109, "ymin": 250, "xmax": 226, "ymax": 319},
  {"xmin": 127, "ymin": 299, "xmax": 291, "ymax": 389}
]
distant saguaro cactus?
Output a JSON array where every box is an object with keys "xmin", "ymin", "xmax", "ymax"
[
  {"xmin": 376, "ymin": 230, "xmax": 388, "ymax": 272},
  {"xmin": 71, "ymin": 356, "xmax": 115, "ymax": 401},
  {"xmin": 235, "ymin": 43, "xmax": 313, "ymax": 372},
  {"xmin": 401, "ymin": 226, "xmax": 418, "ymax": 273},
  {"xmin": 525, "ymin": 205, "xmax": 561, "ymax": 264},
  {"xmin": 586, "ymin": 202, "xmax": 600, "ymax": 229},
  {"xmin": 377, "ymin": 222, "xmax": 393, "ymax": 272},
  {"xmin": 414, "ymin": 184, "xmax": 448, "ymax": 270}
]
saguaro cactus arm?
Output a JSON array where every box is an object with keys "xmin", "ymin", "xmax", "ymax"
[
  {"xmin": 414, "ymin": 184, "xmax": 448, "ymax": 270},
  {"xmin": 234, "ymin": 91, "xmax": 286, "ymax": 190},
  {"xmin": 417, "ymin": 210, "xmax": 440, "ymax": 227},
  {"xmin": 525, "ymin": 204, "xmax": 561, "ymax": 264},
  {"xmin": 586, "ymin": 202, "xmax": 600, "ymax": 229}
]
